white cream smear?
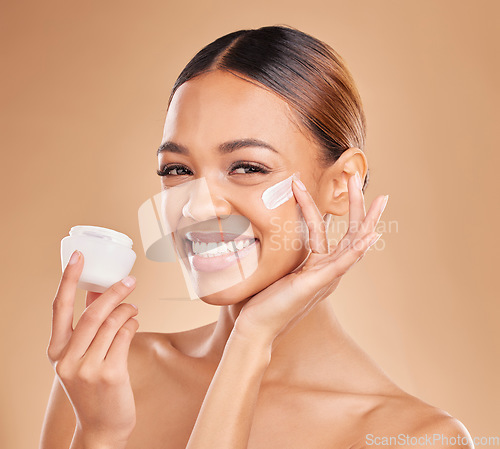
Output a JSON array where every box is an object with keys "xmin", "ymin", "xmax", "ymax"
[{"xmin": 261, "ymin": 174, "xmax": 294, "ymax": 209}]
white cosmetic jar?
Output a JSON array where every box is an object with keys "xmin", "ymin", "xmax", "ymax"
[{"xmin": 61, "ymin": 225, "xmax": 137, "ymax": 293}]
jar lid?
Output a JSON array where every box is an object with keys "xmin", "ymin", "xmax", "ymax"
[{"xmin": 69, "ymin": 225, "xmax": 133, "ymax": 248}]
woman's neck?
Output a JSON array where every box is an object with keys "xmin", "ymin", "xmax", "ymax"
[{"xmin": 207, "ymin": 298, "xmax": 359, "ymax": 389}]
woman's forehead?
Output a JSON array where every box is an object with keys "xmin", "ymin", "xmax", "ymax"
[{"xmin": 162, "ymin": 71, "xmax": 302, "ymax": 145}]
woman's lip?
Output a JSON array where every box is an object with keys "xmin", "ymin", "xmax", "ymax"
[
  {"xmin": 188, "ymin": 239, "xmax": 260, "ymax": 273},
  {"xmin": 185, "ymin": 231, "xmax": 255, "ymax": 244}
]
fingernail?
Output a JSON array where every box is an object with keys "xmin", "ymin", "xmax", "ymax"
[
  {"xmin": 130, "ymin": 303, "xmax": 138, "ymax": 310},
  {"xmin": 68, "ymin": 250, "xmax": 80, "ymax": 265},
  {"xmin": 355, "ymin": 171, "xmax": 362, "ymax": 189},
  {"xmin": 121, "ymin": 275, "xmax": 136, "ymax": 287},
  {"xmin": 293, "ymin": 174, "xmax": 306, "ymax": 191}
]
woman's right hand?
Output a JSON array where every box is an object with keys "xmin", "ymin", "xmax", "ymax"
[{"xmin": 46, "ymin": 250, "xmax": 139, "ymax": 448}]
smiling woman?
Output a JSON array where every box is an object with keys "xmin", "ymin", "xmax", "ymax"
[{"xmin": 40, "ymin": 25, "xmax": 473, "ymax": 449}]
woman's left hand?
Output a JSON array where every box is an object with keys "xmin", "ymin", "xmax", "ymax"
[{"xmin": 233, "ymin": 172, "xmax": 389, "ymax": 350}]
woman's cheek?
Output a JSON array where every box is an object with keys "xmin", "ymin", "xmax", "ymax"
[
  {"xmin": 264, "ymin": 204, "xmax": 309, "ymax": 256},
  {"xmin": 269, "ymin": 232, "xmax": 282, "ymax": 253},
  {"xmin": 267, "ymin": 215, "xmax": 283, "ymax": 252}
]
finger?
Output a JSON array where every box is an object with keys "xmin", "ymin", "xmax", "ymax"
[
  {"xmin": 325, "ymin": 222, "xmax": 381, "ymax": 265},
  {"xmin": 330, "ymin": 172, "xmax": 366, "ymax": 256},
  {"xmin": 104, "ymin": 317, "xmax": 140, "ymax": 369},
  {"xmin": 83, "ymin": 303, "xmax": 138, "ymax": 362},
  {"xmin": 292, "ymin": 173, "xmax": 329, "ymax": 254},
  {"xmin": 333, "ymin": 194, "xmax": 387, "ymax": 259},
  {"xmin": 315, "ymin": 231, "xmax": 381, "ymax": 282},
  {"xmin": 357, "ymin": 194, "xmax": 389, "ymax": 238},
  {"xmin": 48, "ymin": 250, "xmax": 83, "ymax": 359},
  {"xmin": 64, "ymin": 276, "xmax": 137, "ymax": 360},
  {"xmin": 348, "ymin": 171, "xmax": 366, "ymax": 234},
  {"xmin": 85, "ymin": 291, "xmax": 101, "ymax": 309}
]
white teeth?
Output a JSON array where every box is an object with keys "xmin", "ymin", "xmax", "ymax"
[
  {"xmin": 191, "ymin": 239, "xmax": 255, "ymax": 257},
  {"xmin": 194, "ymin": 242, "xmax": 209, "ymax": 253}
]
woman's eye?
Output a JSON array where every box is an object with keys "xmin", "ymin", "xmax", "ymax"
[
  {"xmin": 156, "ymin": 162, "xmax": 270, "ymax": 177},
  {"xmin": 157, "ymin": 164, "xmax": 193, "ymax": 177},
  {"xmin": 230, "ymin": 162, "xmax": 270, "ymax": 175}
]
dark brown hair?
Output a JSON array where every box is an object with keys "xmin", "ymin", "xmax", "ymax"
[{"xmin": 167, "ymin": 25, "xmax": 369, "ymax": 191}]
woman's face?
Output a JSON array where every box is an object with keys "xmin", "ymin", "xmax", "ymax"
[{"xmin": 158, "ymin": 70, "xmax": 328, "ymax": 304}]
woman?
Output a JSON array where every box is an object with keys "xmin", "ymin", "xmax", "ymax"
[{"xmin": 40, "ymin": 26, "xmax": 472, "ymax": 449}]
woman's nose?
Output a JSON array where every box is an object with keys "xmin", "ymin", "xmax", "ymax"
[{"xmin": 182, "ymin": 178, "xmax": 231, "ymax": 222}]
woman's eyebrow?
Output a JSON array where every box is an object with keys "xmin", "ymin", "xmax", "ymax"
[
  {"xmin": 219, "ymin": 138, "xmax": 279, "ymax": 154},
  {"xmin": 157, "ymin": 138, "xmax": 279, "ymax": 156}
]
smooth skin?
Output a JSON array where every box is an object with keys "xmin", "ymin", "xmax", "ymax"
[{"xmin": 40, "ymin": 71, "xmax": 473, "ymax": 449}]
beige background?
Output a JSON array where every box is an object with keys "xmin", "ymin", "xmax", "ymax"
[{"xmin": 1, "ymin": 0, "xmax": 499, "ymax": 448}]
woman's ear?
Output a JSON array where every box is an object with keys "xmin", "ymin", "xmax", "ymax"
[{"xmin": 317, "ymin": 147, "xmax": 368, "ymax": 218}]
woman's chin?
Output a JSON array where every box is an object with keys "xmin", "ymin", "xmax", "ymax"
[
  {"xmin": 193, "ymin": 268, "xmax": 272, "ymax": 306},
  {"xmin": 198, "ymin": 292, "xmax": 247, "ymax": 306},
  {"xmin": 195, "ymin": 278, "xmax": 258, "ymax": 305},
  {"xmin": 194, "ymin": 252, "xmax": 307, "ymax": 305}
]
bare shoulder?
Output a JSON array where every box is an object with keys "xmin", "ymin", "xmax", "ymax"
[
  {"xmin": 127, "ymin": 331, "xmax": 166, "ymax": 389},
  {"xmin": 363, "ymin": 392, "xmax": 473, "ymax": 449},
  {"xmin": 400, "ymin": 401, "xmax": 473, "ymax": 449},
  {"xmin": 127, "ymin": 323, "xmax": 217, "ymax": 390},
  {"xmin": 127, "ymin": 330, "xmax": 177, "ymax": 387},
  {"xmin": 411, "ymin": 413, "xmax": 473, "ymax": 448}
]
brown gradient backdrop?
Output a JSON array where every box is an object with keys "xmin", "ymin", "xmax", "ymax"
[{"xmin": 1, "ymin": 1, "xmax": 499, "ymax": 448}]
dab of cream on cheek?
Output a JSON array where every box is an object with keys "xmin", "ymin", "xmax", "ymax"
[{"xmin": 261, "ymin": 174, "xmax": 294, "ymax": 209}]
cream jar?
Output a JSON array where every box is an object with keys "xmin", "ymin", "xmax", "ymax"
[{"xmin": 61, "ymin": 225, "xmax": 137, "ymax": 293}]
